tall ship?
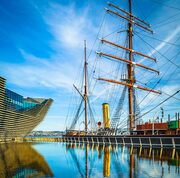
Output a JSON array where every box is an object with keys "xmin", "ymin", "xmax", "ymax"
[
  {"xmin": 0, "ymin": 76, "xmax": 53, "ymax": 140},
  {"xmin": 63, "ymin": 0, "xmax": 180, "ymax": 147}
]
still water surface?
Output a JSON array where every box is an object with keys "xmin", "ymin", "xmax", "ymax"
[{"xmin": 0, "ymin": 142, "xmax": 179, "ymax": 178}]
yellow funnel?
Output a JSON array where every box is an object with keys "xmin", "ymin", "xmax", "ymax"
[{"xmin": 102, "ymin": 103, "xmax": 110, "ymax": 129}]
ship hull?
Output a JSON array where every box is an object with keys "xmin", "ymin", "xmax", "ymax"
[{"xmin": 62, "ymin": 135, "xmax": 180, "ymax": 148}]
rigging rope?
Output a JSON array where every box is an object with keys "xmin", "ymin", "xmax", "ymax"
[
  {"xmin": 137, "ymin": 90, "xmax": 180, "ymax": 119},
  {"xmin": 69, "ymin": 98, "xmax": 84, "ymax": 130},
  {"xmin": 111, "ymin": 86, "xmax": 127, "ymax": 129},
  {"xmin": 135, "ymin": 32, "xmax": 180, "ymax": 69},
  {"xmin": 136, "ymin": 32, "xmax": 180, "ymax": 47},
  {"xmin": 151, "ymin": 0, "xmax": 180, "ymax": 11},
  {"xmin": 118, "ymin": 90, "xmax": 180, "ymax": 130}
]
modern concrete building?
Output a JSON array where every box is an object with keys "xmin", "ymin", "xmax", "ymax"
[{"xmin": 0, "ymin": 76, "xmax": 53, "ymax": 140}]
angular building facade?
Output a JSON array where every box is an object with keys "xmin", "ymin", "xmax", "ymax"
[{"xmin": 0, "ymin": 76, "xmax": 53, "ymax": 140}]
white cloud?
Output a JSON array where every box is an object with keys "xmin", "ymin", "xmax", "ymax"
[
  {"xmin": 0, "ymin": 2, "xmax": 99, "ymax": 91},
  {"xmin": 1, "ymin": 50, "xmax": 75, "ymax": 91},
  {"xmin": 44, "ymin": 3, "xmax": 97, "ymax": 49}
]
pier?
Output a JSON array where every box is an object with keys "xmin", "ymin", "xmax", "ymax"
[{"xmin": 24, "ymin": 137, "xmax": 63, "ymax": 142}]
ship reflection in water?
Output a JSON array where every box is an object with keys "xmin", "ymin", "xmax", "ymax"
[
  {"xmin": 65, "ymin": 143, "xmax": 180, "ymax": 178},
  {"xmin": 0, "ymin": 143, "xmax": 180, "ymax": 178}
]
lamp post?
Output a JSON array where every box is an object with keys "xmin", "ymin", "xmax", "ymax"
[{"xmin": 152, "ymin": 110, "xmax": 161, "ymax": 135}]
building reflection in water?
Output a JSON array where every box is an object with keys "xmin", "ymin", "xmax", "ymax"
[
  {"xmin": 0, "ymin": 143, "xmax": 53, "ymax": 178},
  {"xmin": 66, "ymin": 143, "xmax": 180, "ymax": 178}
]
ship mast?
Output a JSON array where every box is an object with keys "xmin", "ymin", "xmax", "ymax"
[
  {"xmin": 84, "ymin": 40, "xmax": 88, "ymax": 133},
  {"xmin": 69, "ymin": 41, "xmax": 97, "ymax": 132},
  {"xmin": 97, "ymin": 1, "xmax": 161, "ymax": 134},
  {"xmin": 128, "ymin": 0, "xmax": 134, "ymax": 134}
]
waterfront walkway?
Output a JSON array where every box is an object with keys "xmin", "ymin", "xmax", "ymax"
[{"xmin": 23, "ymin": 135, "xmax": 180, "ymax": 149}]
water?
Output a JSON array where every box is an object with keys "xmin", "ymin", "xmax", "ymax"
[{"xmin": 0, "ymin": 142, "xmax": 179, "ymax": 178}]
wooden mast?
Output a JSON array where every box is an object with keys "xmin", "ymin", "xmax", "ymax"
[
  {"xmin": 84, "ymin": 40, "xmax": 88, "ymax": 133},
  {"xmin": 96, "ymin": 1, "xmax": 160, "ymax": 134},
  {"xmin": 128, "ymin": 0, "xmax": 134, "ymax": 134}
]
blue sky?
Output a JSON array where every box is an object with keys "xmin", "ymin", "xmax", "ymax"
[{"xmin": 0, "ymin": 0, "xmax": 180, "ymax": 131}]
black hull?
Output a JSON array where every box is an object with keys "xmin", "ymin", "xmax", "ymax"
[{"xmin": 62, "ymin": 135, "xmax": 180, "ymax": 148}]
